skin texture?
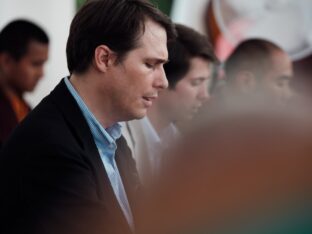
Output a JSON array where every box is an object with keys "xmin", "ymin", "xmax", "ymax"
[
  {"xmin": 261, "ymin": 49, "xmax": 293, "ymax": 103},
  {"xmin": 160, "ymin": 57, "xmax": 212, "ymax": 122},
  {"xmin": 70, "ymin": 19, "xmax": 169, "ymax": 128},
  {"xmin": 4, "ymin": 41, "xmax": 49, "ymax": 95},
  {"xmin": 230, "ymin": 49, "xmax": 293, "ymax": 105}
]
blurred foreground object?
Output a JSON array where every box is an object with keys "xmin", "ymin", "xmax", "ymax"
[{"xmin": 137, "ymin": 97, "xmax": 312, "ymax": 234}]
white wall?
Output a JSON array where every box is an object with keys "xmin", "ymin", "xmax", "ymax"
[
  {"xmin": 0, "ymin": 0, "xmax": 76, "ymax": 107},
  {"xmin": 171, "ymin": 0, "xmax": 210, "ymax": 34}
]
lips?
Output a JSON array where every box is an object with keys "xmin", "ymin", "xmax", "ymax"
[
  {"xmin": 142, "ymin": 95, "xmax": 158, "ymax": 108},
  {"xmin": 191, "ymin": 104, "xmax": 202, "ymax": 113}
]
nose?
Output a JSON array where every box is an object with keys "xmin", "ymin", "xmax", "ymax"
[
  {"xmin": 153, "ymin": 66, "xmax": 168, "ymax": 90},
  {"xmin": 197, "ymin": 83, "xmax": 210, "ymax": 103},
  {"xmin": 283, "ymin": 85, "xmax": 294, "ymax": 101},
  {"xmin": 37, "ymin": 66, "xmax": 45, "ymax": 80}
]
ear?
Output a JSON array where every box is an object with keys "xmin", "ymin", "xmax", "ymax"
[
  {"xmin": 93, "ymin": 45, "xmax": 117, "ymax": 73},
  {"xmin": 0, "ymin": 52, "xmax": 15, "ymax": 75},
  {"xmin": 235, "ymin": 71, "xmax": 256, "ymax": 92}
]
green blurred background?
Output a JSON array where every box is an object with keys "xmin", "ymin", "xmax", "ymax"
[{"xmin": 76, "ymin": 0, "xmax": 174, "ymax": 16}]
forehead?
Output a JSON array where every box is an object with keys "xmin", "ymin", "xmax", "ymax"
[
  {"xmin": 189, "ymin": 57, "xmax": 212, "ymax": 71},
  {"xmin": 184, "ymin": 57, "xmax": 213, "ymax": 78},
  {"xmin": 267, "ymin": 50, "xmax": 293, "ymax": 77},
  {"xmin": 23, "ymin": 40, "xmax": 49, "ymax": 59},
  {"xmin": 134, "ymin": 19, "xmax": 168, "ymax": 59}
]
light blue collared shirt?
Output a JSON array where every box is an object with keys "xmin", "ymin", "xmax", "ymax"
[
  {"xmin": 142, "ymin": 117, "xmax": 180, "ymax": 174},
  {"xmin": 64, "ymin": 77, "xmax": 134, "ymax": 229}
]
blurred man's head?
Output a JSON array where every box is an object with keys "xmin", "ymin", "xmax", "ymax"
[
  {"xmin": 225, "ymin": 39, "xmax": 293, "ymax": 104},
  {"xmin": 292, "ymin": 53, "xmax": 312, "ymax": 99},
  {"xmin": 66, "ymin": 0, "xmax": 176, "ymax": 75},
  {"xmin": 153, "ymin": 24, "xmax": 218, "ymax": 122},
  {"xmin": 67, "ymin": 0, "xmax": 176, "ymax": 124},
  {"xmin": 0, "ymin": 19, "xmax": 49, "ymax": 94},
  {"xmin": 138, "ymin": 98, "xmax": 312, "ymax": 234}
]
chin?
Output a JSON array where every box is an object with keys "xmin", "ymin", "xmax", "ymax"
[
  {"xmin": 128, "ymin": 109, "xmax": 147, "ymax": 121},
  {"xmin": 135, "ymin": 112, "xmax": 147, "ymax": 120},
  {"xmin": 26, "ymin": 86, "xmax": 36, "ymax": 92},
  {"xmin": 182, "ymin": 112, "xmax": 195, "ymax": 121}
]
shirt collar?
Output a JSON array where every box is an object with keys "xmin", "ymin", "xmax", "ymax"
[
  {"xmin": 64, "ymin": 77, "xmax": 122, "ymax": 146},
  {"xmin": 142, "ymin": 117, "xmax": 180, "ymax": 149},
  {"xmin": 142, "ymin": 117, "xmax": 161, "ymax": 145}
]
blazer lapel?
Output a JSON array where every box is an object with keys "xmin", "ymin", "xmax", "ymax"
[{"xmin": 49, "ymin": 79, "xmax": 132, "ymax": 231}]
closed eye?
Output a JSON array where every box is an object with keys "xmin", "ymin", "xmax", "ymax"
[
  {"xmin": 276, "ymin": 75, "xmax": 291, "ymax": 87},
  {"xmin": 191, "ymin": 78, "xmax": 205, "ymax": 86},
  {"xmin": 145, "ymin": 58, "xmax": 168, "ymax": 70},
  {"xmin": 145, "ymin": 63, "xmax": 154, "ymax": 69}
]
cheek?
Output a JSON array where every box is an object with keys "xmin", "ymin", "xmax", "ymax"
[
  {"xmin": 116, "ymin": 78, "xmax": 141, "ymax": 109},
  {"xmin": 177, "ymin": 86, "xmax": 198, "ymax": 104},
  {"xmin": 262, "ymin": 79, "xmax": 276, "ymax": 90},
  {"xmin": 11, "ymin": 66, "xmax": 28, "ymax": 84},
  {"xmin": 269, "ymin": 82, "xmax": 282, "ymax": 93},
  {"xmin": 124, "ymin": 67, "xmax": 151, "ymax": 92},
  {"xmin": 169, "ymin": 92, "xmax": 193, "ymax": 115},
  {"xmin": 20, "ymin": 64, "xmax": 35, "ymax": 82},
  {"xmin": 263, "ymin": 81, "xmax": 285, "ymax": 99}
]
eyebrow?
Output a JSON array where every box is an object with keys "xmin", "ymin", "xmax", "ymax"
[
  {"xmin": 147, "ymin": 58, "xmax": 169, "ymax": 65},
  {"xmin": 192, "ymin": 77, "xmax": 210, "ymax": 81},
  {"xmin": 277, "ymin": 75, "xmax": 292, "ymax": 81}
]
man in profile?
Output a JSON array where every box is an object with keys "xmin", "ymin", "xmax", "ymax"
[
  {"xmin": 124, "ymin": 24, "xmax": 218, "ymax": 183},
  {"xmin": 224, "ymin": 39, "xmax": 293, "ymax": 104},
  {"xmin": 0, "ymin": 0, "xmax": 175, "ymax": 233},
  {"xmin": 0, "ymin": 19, "xmax": 49, "ymax": 146}
]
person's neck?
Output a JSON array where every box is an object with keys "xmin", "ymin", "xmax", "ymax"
[
  {"xmin": 69, "ymin": 72, "xmax": 116, "ymax": 128},
  {"xmin": 9, "ymin": 85, "xmax": 23, "ymax": 98},
  {"xmin": 0, "ymin": 73, "xmax": 4, "ymax": 88},
  {"xmin": 0, "ymin": 73, "xmax": 23, "ymax": 98},
  {"xmin": 147, "ymin": 101, "xmax": 172, "ymax": 136},
  {"xmin": 1, "ymin": 83, "xmax": 23, "ymax": 100}
]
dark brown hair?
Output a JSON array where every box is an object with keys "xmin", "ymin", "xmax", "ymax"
[
  {"xmin": 66, "ymin": 0, "xmax": 176, "ymax": 74},
  {"xmin": 225, "ymin": 39, "xmax": 283, "ymax": 82},
  {"xmin": 164, "ymin": 24, "xmax": 218, "ymax": 89},
  {"xmin": 0, "ymin": 19, "xmax": 49, "ymax": 61}
]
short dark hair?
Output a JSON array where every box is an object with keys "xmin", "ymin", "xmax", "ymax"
[
  {"xmin": 0, "ymin": 19, "xmax": 49, "ymax": 61},
  {"xmin": 66, "ymin": 0, "xmax": 176, "ymax": 74},
  {"xmin": 225, "ymin": 39, "xmax": 283, "ymax": 83},
  {"xmin": 164, "ymin": 24, "xmax": 218, "ymax": 89}
]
